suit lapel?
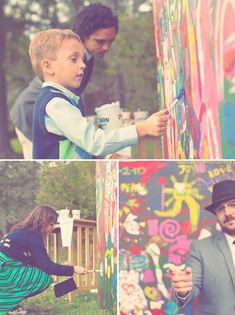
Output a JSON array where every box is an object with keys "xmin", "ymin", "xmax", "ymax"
[{"xmin": 215, "ymin": 232, "xmax": 235, "ymax": 289}]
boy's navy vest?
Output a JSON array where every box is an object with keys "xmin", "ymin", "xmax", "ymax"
[{"xmin": 33, "ymin": 86, "xmax": 89, "ymax": 159}]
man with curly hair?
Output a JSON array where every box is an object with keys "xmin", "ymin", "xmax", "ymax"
[{"xmin": 10, "ymin": 3, "xmax": 118, "ymax": 158}]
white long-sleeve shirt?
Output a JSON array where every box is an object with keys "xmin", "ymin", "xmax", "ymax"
[{"xmin": 43, "ymin": 82, "xmax": 138, "ymax": 159}]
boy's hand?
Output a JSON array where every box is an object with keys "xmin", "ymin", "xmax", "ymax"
[{"xmin": 136, "ymin": 109, "xmax": 168, "ymax": 138}]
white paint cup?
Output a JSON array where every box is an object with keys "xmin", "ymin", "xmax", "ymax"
[
  {"xmin": 95, "ymin": 101, "xmax": 122, "ymax": 130},
  {"xmin": 57, "ymin": 208, "xmax": 70, "ymax": 222},
  {"xmin": 72, "ymin": 209, "xmax": 81, "ymax": 219},
  {"xmin": 59, "ymin": 218, "xmax": 74, "ymax": 247}
]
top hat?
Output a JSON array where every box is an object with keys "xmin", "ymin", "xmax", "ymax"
[{"xmin": 205, "ymin": 180, "xmax": 235, "ymax": 213}]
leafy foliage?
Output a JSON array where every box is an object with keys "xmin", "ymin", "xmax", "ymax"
[
  {"xmin": 0, "ymin": 161, "xmax": 96, "ymax": 234},
  {"xmin": 0, "ymin": 161, "xmax": 39, "ymax": 233},
  {"xmin": 35, "ymin": 161, "xmax": 96, "ymax": 218}
]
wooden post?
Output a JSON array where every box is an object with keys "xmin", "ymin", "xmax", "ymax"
[
  {"xmin": 93, "ymin": 228, "xmax": 98, "ymax": 287},
  {"xmin": 85, "ymin": 227, "xmax": 90, "ymax": 287},
  {"xmin": 68, "ymin": 229, "xmax": 74, "ymax": 302},
  {"xmin": 152, "ymin": 137, "xmax": 162, "ymax": 158},
  {"xmin": 53, "ymin": 233, "xmax": 59, "ymax": 283},
  {"xmin": 77, "ymin": 225, "xmax": 83, "ymax": 288},
  {"xmin": 138, "ymin": 138, "xmax": 147, "ymax": 158}
]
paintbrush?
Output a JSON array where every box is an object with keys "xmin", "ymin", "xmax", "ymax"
[
  {"xmin": 87, "ymin": 269, "xmax": 100, "ymax": 273},
  {"xmin": 167, "ymin": 88, "xmax": 184, "ymax": 111}
]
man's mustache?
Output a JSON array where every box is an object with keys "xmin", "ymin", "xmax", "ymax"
[{"xmin": 224, "ymin": 216, "xmax": 235, "ymax": 224}]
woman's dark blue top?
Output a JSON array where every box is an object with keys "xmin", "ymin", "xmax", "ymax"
[{"xmin": 0, "ymin": 229, "xmax": 74, "ymax": 276}]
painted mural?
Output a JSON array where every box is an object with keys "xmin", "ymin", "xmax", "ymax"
[
  {"xmin": 96, "ymin": 161, "xmax": 118, "ymax": 314},
  {"xmin": 119, "ymin": 161, "xmax": 235, "ymax": 315},
  {"xmin": 153, "ymin": 0, "xmax": 235, "ymax": 159}
]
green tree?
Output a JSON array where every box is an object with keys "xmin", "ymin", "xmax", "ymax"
[
  {"xmin": 36, "ymin": 161, "xmax": 96, "ymax": 218},
  {"xmin": 1, "ymin": 0, "xmax": 78, "ymax": 158},
  {"xmin": 0, "ymin": 161, "xmax": 40, "ymax": 234}
]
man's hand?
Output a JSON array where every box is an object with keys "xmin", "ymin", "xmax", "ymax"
[{"xmin": 170, "ymin": 266, "xmax": 193, "ymax": 297}]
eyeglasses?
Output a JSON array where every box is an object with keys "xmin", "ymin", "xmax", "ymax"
[{"xmin": 214, "ymin": 200, "xmax": 235, "ymax": 213}]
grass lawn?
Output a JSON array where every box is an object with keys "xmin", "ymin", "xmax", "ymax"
[{"xmin": 22, "ymin": 287, "xmax": 111, "ymax": 315}]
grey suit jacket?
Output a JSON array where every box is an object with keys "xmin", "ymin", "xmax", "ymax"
[{"xmin": 173, "ymin": 232, "xmax": 235, "ymax": 315}]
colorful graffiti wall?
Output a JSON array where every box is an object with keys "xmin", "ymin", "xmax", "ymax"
[
  {"xmin": 119, "ymin": 161, "xmax": 235, "ymax": 315},
  {"xmin": 153, "ymin": 0, "xmax": 235, "ymax": 158},
  {"xmin": 96, "ymin": 161, "xmax": 118, "ymax": 314}
]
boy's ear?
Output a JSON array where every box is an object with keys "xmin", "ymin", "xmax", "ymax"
[{"xmin": 41, "ymin": 59, "xmax": 55, "ymax": 76}]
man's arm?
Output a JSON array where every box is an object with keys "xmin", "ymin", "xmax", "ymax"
[
  {"xmin": 10, "ymin": 76, "xmax": 42, "ymax": 140},
  {"xmin": 171, "ymin": 241, "xmax": 203, "ymax": 308}
]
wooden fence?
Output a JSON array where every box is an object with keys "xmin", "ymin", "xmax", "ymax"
[{"xmin": 46, "ymin": 219, "xmax": 97, "ymax": 299}]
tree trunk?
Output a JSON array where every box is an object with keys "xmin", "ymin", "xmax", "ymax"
[{"xmin": 0, "ymin": 2, "xmax": 14, "ymax": 159}]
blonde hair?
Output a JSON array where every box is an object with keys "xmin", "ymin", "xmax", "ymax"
[{"xmin": 29, "ymin": 29, "xmax": 82, "ymax": 80}]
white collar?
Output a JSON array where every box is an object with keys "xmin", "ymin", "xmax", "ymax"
[
  {"xmin": 224, "ymin": 232, "xmax": 235, "ymax": 245},
  {"xmin": 85, "ymin": 49, "xmax": 92, "ymax": 61},
  {"xmin": 42, "ymin": 81, "xmax": 80, "ymax": 104}
]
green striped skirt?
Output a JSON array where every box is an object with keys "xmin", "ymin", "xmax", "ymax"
[{"xmin": 0, "ymin": 252, "xmax": 53, "ymax": 314}]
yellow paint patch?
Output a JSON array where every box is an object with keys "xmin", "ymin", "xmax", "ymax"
[
  {"xmin": 144, "ymin": 286, "xmax": 158, "ymax": 300},
  {"xmin": 107, "ymin": 265, "xmax": 111, "ymax": 279},
  {"xmin": 202, "ymin": 138, "xmax": 209, "ymax": 158}
]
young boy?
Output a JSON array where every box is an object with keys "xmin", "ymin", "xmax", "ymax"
[{"xmin": 29, "ymin": 29, "xmax": 168, "ymax": 159}]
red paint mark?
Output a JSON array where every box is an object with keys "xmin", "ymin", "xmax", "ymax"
[
  {"xmin": 180, "ymin": 220, "xmax": 192, "ymax": 235},
  {"xmin": 119, "ymin": 162, "xmax": 167, "ymax": 185},
  {"xmin": 180, "ymin": 15, "xmax": 187, "ymax": 49},
  {"xmin": 172, "ymin": 21, "xmax": 177, "ymax": 36},
  {"xmin": 198, "ymin": 102, "xmax": 206, "ymax": 123},
  {"xmin": 151, "ymin": 309, "xmax": 165, "ymax": 315},
  {"xmin": 224, "ymin": 49, "xmax": 235, "ymax": 80},
  {"xmin": 122, "ymin": 283, "xmax": 135, "ymax": 295},
  {"xmin": 129, "ymin": 246, "xmax": 144, "ymax": 255},
  {"xmin": 157, "ymin": 176, "xmax": 165, "ymax": 185}
]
